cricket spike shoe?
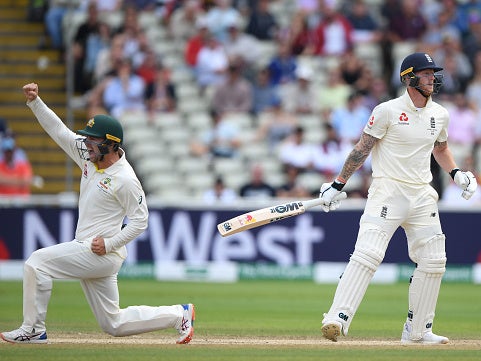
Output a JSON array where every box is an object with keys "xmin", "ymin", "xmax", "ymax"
[
  {"xmin": 176, "ymin": 304, "xmax": 195, "ymax": 344},
  {"xmin": 401, "ymin": 322, "xmax": 449, "ymax": 344},
  {"xmin": 1, "ymin": 328, "xmax": 48, "ymax": 344}
]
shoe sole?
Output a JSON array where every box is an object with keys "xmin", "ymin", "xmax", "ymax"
[
  {"xmin": 1, "ymin": 333, "xmax": 48, "ymax": 344},
  {"xmin": 321, "ymin": 323, "xmax": 341, "ymax": 342},
  {"xmin": 176, "ymin": 304, "xmax": 195, "ymax": 344},
  {"xmin": 401, "ymin": 338, "xmax": 449, "ymax": 345}
]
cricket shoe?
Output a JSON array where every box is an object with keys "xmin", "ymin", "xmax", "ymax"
[
  {"xmin": 321, "ymin": 320, "xmax": 344, "ymax": 342},
  {"xmin": 1, "ymin": 328, "xmax": 48, "ymax": 344},
  {"xmin": 400, "ymin": 322, "xmax": 448, "ymax": 344},
  {"xmin": 176, "ymin": 303, "xmax": 195, "ymax": 344}
]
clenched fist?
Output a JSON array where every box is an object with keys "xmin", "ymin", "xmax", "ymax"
[{"xmin": 23, "ymin": 83, "xmax": 39, "ymax": 102}]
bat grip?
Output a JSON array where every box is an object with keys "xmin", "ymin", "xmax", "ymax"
[{"xmin": 302, "ymin": 198, "xmax": 325, "ymax": 209}]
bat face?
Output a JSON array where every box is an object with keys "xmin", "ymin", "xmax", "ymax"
[{"xmin": 218, "ymin": 201, "xmax": 306, "ymax": 237}]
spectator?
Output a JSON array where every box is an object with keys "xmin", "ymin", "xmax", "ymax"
[
  {"xmin": 244, "ymin": 0, "xmax": 278, "ymax": 41},
  {"xmin": 116, "ymin": 5, "xmax": 148, "ymax": 69},
  {"xmin": 0, "ymin": 138, "xmax": 40, "ymax": 196},
  {"xmin": 239, "ymin": 163, "xmax": 276, "ymax": 199},
  {"xmin": 267, "ymin": 41, "xmax": 298, "ymax": 86},
  {"xmin": 190, "ymin": 110, "xmax": 241, "ymax": 158},
  {"xmin": 72, "ymin": 2, "xmax": 102, "ymax": 93},
  {"xmin": 255, "ymin": 97, "xmax": 298, "ymax": 152},
  {"xmin": 311, "ymin": 123, "xmax": 352, "ymax": 179},
  {"xmin": 338, "ymin": 46, "xmax": 370, "ymax": 90},
  {"xmin": 195, "ymin": 31, "xmax": 229, "ymax": 92},
  {"xmin": 383, "ymin": 0, "xmax": 428, "ymax": 83},
  {"xmin": 276, "ymin": 164, "xmax": 311, "ymax": 198},
  {"xmin": 279, "ymin": 64, "xmax": 319, "ymax": 115},
  {"xmin": 169, "ymin": 0, "xmax": 205, "ymax": 46},
  {"xmin": 184, "ymin": 16, "xmax": 211, "ymax": 68},
  {"xmin": 204, "ymin": 0, "xmax": 241, "ymax": 43},
  {"xmin": 345, "ymin": 0, "xmax": 382, "ymax": 44},
  {"xmin": 330, "ymin": 91, "xmax": 371, "ymax": 144},
  {"xmin": 385, "ymin": 0, "xmax": 428, "ymax": 43},
  {"xmin": 44, "ymin": 0, "xmax": 69, "ymax": 50},
  {"xmin": 136, "ymin": 49, "xmax": 160, "ymax": 86},
  {"xmin": 210, "ymin": 61, "xmax": 253, "ymax": 115},
  {"xmin": 94, "ymin": 33, "xmax": 126, "ymax": 84},
  {"xmin": 102, "ymin": 58, "xmax": 146, "ymax": 118},
  {"xmin": 144, "ymin": 62, "xmax": 177, "ymax": 118},
  {"xmin": 317, "ymin": 66, "xmax": 351, "ymax": 112},
  {"xmin": 421, "ymin": 9, "xmax": 461, "ymax": 54},
  {"xmin": 466, "ymin": 50, "xmax": 481, "ymax": 111},
  {"xmin": 278, "ymin": 126, "xmax": 313, "ymax": 173},
  {"xmin": 445, "ymin": 92, "xmax": 479, "ymax": 149},
  {"xmin": 222, "ymin": 17, "xmax": 262, "ymax": 73},
  {"xmin": 433, "ymin": 34, "xmax": 472, "ymax": 94},
  {"xmin": 306, "ymin": 0, "xmax": 353, "ymax": 57},
  {"xmin": 251, "ymin": 67, "xmax": 280, "ymax": 115},
  {"xmin": 83, "ymin": 21, "xmax": 112, "ymax": 92},
  {"xmin": 203, "ymin": 176, "xmax": 237, "ymax": 203},
  {"xmin": 362, "ymin": 76, "xmax": 390, "ymax": 112},
  {"xmin": 282, "ymin": 10, "xmax": 311, "ymax": 56},
  {"xmin": 435, "ymin": 52, "xmax": 467, "ymax": 100}
]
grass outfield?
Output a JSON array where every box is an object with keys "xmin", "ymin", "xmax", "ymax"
[{"xmin": 0, "ymin": 279, "xmax": 480, "ymax": 360}]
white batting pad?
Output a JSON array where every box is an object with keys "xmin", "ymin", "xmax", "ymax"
[
  {"xmin": 323, "ymin": 229, "xmax": 389, "ymax": 334},
  {"xmin": 408, "ymin": 234, "xmax": 446, "ymax": 340}
]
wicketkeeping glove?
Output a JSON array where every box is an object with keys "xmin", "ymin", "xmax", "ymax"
[
  {"xmin": 451, "ymin": 168, "xmax": 478, "ymax": 200},
  {"xmin": 319, "ymin": 181, "xmax": 348, "ymax": 212}
]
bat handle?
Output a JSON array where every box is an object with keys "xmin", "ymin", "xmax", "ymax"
[{"xmin": 302, "ymin": 198, "xmax": 325, "ymax": 209}]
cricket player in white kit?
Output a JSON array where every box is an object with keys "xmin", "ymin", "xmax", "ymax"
[
  {"xmin": 319, "ymin": 53, "xmax": 478, "ymax": 344},
  {"xmin": 1, "ymin": 83, "xmax": 195, "ymax": 344}
]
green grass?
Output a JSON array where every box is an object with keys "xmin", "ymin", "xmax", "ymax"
[{"xmin": 0, "ymin": 280, "xmax": 480, "ymax": 360}]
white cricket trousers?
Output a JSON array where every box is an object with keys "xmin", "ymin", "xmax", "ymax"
[{"xmin": 21, "ymin": 240, "xmax": 183, "ymax": 336}]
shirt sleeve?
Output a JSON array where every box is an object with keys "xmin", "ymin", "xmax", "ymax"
[
  {"xmin": 27, "ymin": 97, "xmax": 84, "ymax": 168},
  {"xmin": 363, "ymin": 103, "xmax": 390, "ymax": 139},
  {"xmin": 103, "ymin": 176, "xmax": 149, "ymax": 253}
]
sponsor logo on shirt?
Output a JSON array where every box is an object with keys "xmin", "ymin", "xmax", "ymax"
[
  {"xmin": 83, "ymin": 163, "xmax": 88, "ymax": 178},
  {"xmin": 398, "ymin": 112, "xmax": 409, "ymax": 124},
  {"xmin": 97, "ymin": 177, "xmax": 112, "ymax": 193},
  {"xmin": 367, "ymin": 115, "xmax": 374, "ymax": 128}
]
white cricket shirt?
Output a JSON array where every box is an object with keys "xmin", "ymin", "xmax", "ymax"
[
  {"xmin": 28, "ymin": 97, "xmax": 148, "ymax": 258},
  {"xmin": 363, "ymin": 91, "xmax": 449, "ymax": 185}
]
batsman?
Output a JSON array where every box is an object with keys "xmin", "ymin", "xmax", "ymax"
[
  {"xmin": 319, "ymin": 52, "xmax": 477, "ymax": 344},
  {"xmin": 1, "ymin": 83, "xmax": 194, "ymax": 344}
]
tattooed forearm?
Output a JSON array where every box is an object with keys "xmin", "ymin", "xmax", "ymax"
[{"xmin": 339, "ymin": 133, "xmax": 377, "ymax": 181}]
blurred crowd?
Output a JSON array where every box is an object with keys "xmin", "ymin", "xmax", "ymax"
[{"xmin": 13, "ymin": 0, "xmax": 481, "ymax": 204}]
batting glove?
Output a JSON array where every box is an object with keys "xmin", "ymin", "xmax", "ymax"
[
  {"xmin": 451, "ymin": 169, "xmax": 478, "ymax": 200},
  {"xmin": 320, "ymin": 181, "xmax": 348, "ymax": 212}
]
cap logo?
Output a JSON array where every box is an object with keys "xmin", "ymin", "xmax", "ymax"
[
  {"xmin": 86, "ymin": 118, "xmax": 95, "ymax": 128},
  {"xmin": 424, "ymin": 53, "xmax": 434, "ymax": 63}
]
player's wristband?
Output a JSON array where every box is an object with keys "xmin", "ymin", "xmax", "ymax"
[
  {"xmin": 450, "ymin": 168, "xmax": 460, "ymax": 180},
  {"xmin": 331, "ymin": 179, "xmax": 345, "ymax": 191}
]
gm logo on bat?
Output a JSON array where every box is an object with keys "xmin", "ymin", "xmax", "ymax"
[
  {"xmin": 221, "ymin": 222, "xmax": 232, "ymax": 232},
  {"xmin": 270, "ymin": 202, "xmax": 303, "ymax": 214}
]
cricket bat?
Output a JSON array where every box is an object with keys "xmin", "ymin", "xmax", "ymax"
[{"xmin": 217, "ymin": 196, "xmax": 345, "ymax": 237}]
